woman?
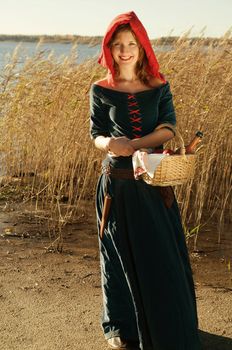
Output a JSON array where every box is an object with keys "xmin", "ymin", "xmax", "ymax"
[{"xmin": 90, "ymin": 11, "xmax": 202, "ymax": 350}]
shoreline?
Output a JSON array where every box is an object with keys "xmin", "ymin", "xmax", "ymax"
[{"xmin": 0, "ymin": 34, "xmax": 231, "ymax": 46}]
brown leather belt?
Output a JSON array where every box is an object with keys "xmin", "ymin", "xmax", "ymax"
[
  {"xmin": 101, "ymin": 165, "xmax": 174, "ymax": 214},
  {"xmin": 102, "ymin": 166, "xmax": 135, "ymax": 180}
]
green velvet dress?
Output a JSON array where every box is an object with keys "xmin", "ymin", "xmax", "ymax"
[{"xmin": 90, "ymin": 82, "xmax": 202, "ymax": 350}]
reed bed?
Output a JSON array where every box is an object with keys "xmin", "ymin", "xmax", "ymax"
[{"xmin": 0, "ymin": 35, "xmax": 231, "ymax": 249}]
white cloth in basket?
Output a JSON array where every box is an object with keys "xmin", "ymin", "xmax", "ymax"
[{"xmin": 132, "ymin": 150, "xmax": 168, "ymax": 179}]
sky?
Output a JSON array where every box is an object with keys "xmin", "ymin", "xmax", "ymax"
[{"xmin": 0, "ymin": 0, "xmax": 231, "ymax": 38}]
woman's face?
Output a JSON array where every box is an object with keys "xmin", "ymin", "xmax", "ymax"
[{"xmin": 110, "ymin": 30, "xmax": 140, "ymax": 69}]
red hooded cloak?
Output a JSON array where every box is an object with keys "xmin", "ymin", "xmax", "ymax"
[{"xmin": 98, "ymin": 11, "xmax": 166, "ymax": 84}]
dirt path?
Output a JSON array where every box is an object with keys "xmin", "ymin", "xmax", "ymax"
[{"xmin": 0, "ymin": 203, "xmax": 231, "ymax": 350}]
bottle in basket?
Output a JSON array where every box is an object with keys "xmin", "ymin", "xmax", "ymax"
[
  {"xmin": 175, "ymin": 131, "xmax": 203, "ymax": 154},
  {"xmin": 185, "ymin": 131, "xmax": 203, "ymax": 154}
]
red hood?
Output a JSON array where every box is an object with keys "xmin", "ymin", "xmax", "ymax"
[{"xmin": 98, "ymin": 11, "xmax": 166, "ymax": 83}]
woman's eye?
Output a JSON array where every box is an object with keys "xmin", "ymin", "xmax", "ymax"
[{"xmin": 129, "ymin": 42, "xmax": 137, "ymax": 46}]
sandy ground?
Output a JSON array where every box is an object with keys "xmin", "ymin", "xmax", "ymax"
[{"xmin": 0, "ymin": 199, "xmax": 231, "ymax": 350}]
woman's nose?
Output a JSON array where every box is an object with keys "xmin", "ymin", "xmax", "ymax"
[{"xmin": 120, "ymin": 45, "xmax": 128, "ymax": 53}]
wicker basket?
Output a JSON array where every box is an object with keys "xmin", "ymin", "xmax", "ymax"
[{"xmin": 141, "ymin": 130, "xmax": 196, "ymax": 186}]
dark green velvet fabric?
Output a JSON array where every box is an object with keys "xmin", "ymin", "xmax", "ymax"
[
  {"xmin": 90, "ymin": 83, "xmax": 202, "ymax": 350},
  {"xmin": 90, "ymin": 82, "xmax": 176, "ymax": 142}
]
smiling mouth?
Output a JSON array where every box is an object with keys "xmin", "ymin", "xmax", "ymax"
[{"xmin": 119, "ymin": 56, "xmax": 133, "ymax": 61}]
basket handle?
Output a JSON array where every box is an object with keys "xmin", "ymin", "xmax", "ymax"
[{"xmin": 174, "ymin": 129, "xmax": 186, "ymax": 155}]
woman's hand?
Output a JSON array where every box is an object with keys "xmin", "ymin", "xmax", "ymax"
[{"xmin": 108, "ymin": 136, "xmax": 135, "ymax": 157}]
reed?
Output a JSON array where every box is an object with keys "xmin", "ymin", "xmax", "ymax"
[{"xmin": 0, "ymin": 34, "xmax": 231, "ymax": 249}]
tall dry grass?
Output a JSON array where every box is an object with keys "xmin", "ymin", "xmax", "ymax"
[{"xmin": 0, "ymin": 35, "xmax": 231, "ymax": 249}]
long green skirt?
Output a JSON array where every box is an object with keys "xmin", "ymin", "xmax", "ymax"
[{"xmin": 96, "ymin": 159, "xmax": 202, "ymax": 350}]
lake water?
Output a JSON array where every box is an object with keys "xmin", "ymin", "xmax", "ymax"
[{"xmin": 0, "ymin": 41, "xmax": 102, "ymax": 71}]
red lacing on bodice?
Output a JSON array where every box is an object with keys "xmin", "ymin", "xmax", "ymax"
[{"xmin": 127, "ymin": 94, "xmax": 142, "ymax": 138}]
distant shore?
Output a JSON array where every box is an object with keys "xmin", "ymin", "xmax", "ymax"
[
  {"xmin": 0, "ymin": 34, "xmax": 231, "ymax": 46},
  {"xmin": 0, "ymin": 34, "xmax": 102, "ymax": 46}
]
